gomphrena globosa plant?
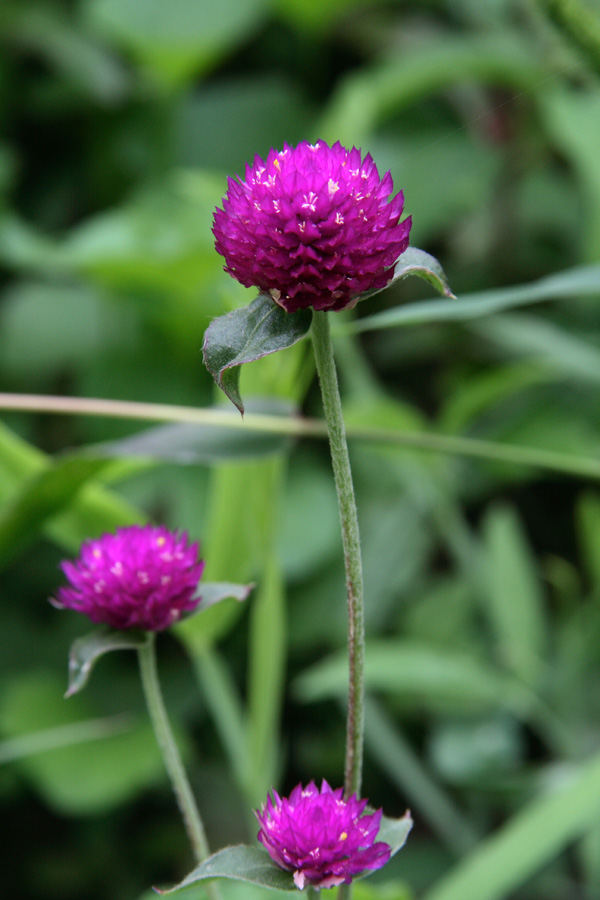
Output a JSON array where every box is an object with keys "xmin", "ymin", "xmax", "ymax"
[
  {"xmin": 212, "ymin": 140, "xmax": 412, "ymax": 312},
  {"xmin": 51, "ymin": 139, "xmax": 446, "ymax": 899}
]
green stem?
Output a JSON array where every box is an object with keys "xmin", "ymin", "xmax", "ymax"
[
  {"xmin": 311, "ymin": 310, "xmax": 365, "ymax": 801},
  {"xmin": 138, "ymin": 634, "xmax": 220, "ymax": 900}
]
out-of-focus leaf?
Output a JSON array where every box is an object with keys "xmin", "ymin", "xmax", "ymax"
[
  {"xmin": 0, "ymin": 422, "xmax": 144, "ymax": 552},
  {"xmin": 177, "ymin": 77, "xmax": 314, "ymax": 174},
  {"xmin": 0, "ymin": 455, "xmax": 110, "ymax": 570},
  {"xmin": 576, "ymin": 492, "xmax": 600, "ymax": 596},
  {"xmin": 202, "ymin": 295, "xmax": 312, "ymax": 414},
  {"xmin": 64, "ymin": 629, "xmax": 148, "ymax": 698},
  {"xmin": 0, "ymin": 672, "xmax": 164, "ymax": 814},
  {"xmin": 294, "ymin": 641, "xmax": 528, "ymax": 715},
  {"xmin": 60, "ymin": 174, "xmax": 225, "ymax": 300},
  {"xmin": 246, "ymin": 558, "xmax": 285, "ymax": 805},
  {"xmin": 470, "ymin": 313, "xmax": 600, "ymax": 385},
  {"xmin": 365, "ymin": 698, "xmax": 479, "ymax": 855},
  {"xmin": 423, "ymin": 750, "xmax": 600, "ymax": 900},
  {"xmin": 0, "ymin": 714, "xmax": 132, "ymax": 764},
  {"xmin": 84, "ymin": 0, "xmax": 271, "ymax": 87},
  {"xmin": 349, "ymin": 265, "xmax": 600, "ymax": 334},
  {"xmin": 440, "ymin": 363, "xmax": 554, "ymax": 435},
  {"xmin": 319, "ymin": 32, "xmax": 545, "ymax": 145},
  {"xmin": 277, "ymin": 453, "xmax": 340, "ymax": 581},
  {"xmin": 85, "ymin": 401, "xmax": 297, "ymax": 463},
  {"xmin": 4, "ymin": 6, "xmax": 131, "ymax": 103},
  {"xmin": 275, "ymin": 0, "xmax": 382, "ymax": 32},
  {"xmin": 428, "ymin": 716, "xmax": 523, "ymax": 786},
  {"xmin": 542, "ymin": 86, "xmax": 600, "ymax": 260},
  {"xmin": 179, "ymin": 459, "xmax": 283, "ymax": 649},
  {"xmin": 482, "ymin": 503, "xmax": 547, "ymax": 684},
  {"xmin": 1, "ymin": 281, "xmax": 131, "ymax": 378}
]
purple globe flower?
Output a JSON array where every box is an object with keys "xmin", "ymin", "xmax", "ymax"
[
  {"xmin": 52, "ymin": 525, "xmax": 205, "ymax": 631},
  {"xmin": 213, "ymin": 140, "xmax": 411, "ymax": 313},
  {"xmin": 256, "ymin": 780, "xmax": 391, "ymax": 890}
]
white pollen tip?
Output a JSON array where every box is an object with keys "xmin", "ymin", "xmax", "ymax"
[
  {"xmin": 293, "ymin": 871, "xmax": 306, "ymax": 890},
  {"xmin": 327, "ymin": 179, "xmax": 339, "ymax": 196}
]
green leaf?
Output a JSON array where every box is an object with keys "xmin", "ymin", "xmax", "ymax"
[
  {"xmin": 482, "ymin": 503, "xmax": 548, "ymax": 684},
  {"xmin": 0, "ymin": 672, "xmax": 164, "ymax": 814},
  {"xmin": 378, "ymin": 811, "xmax": 413, "ymax": 855},
  {"xmin": 84, "ymin": 0, "xmax": 271, "ymax": 87},
  {"xmin": 85, "ymin": 401, "xmax": 296, "ymax": 463},
  {"xmin": 370, "ymin": 247, "xmax": 455, "ymax": 300},
  {"xmin": 577, "ymin": 492, "xmax": 600, "ymax": 594},
  {"xmin": 196, "ymin": 582, "xmax": 254, "ymax": 612},
  {"xmin": 0, "ymin": 714, "xmax": 132, "ymax": 764},
  {"xmin": 202, "ymin": 295, "xmax": 312, "ymax": 414},
  {"xmin": 350, "ymin": 264, "xmax": 600, "ymax": 334},
  {"xmin": 64, "ymin": 628, "xmax": 149, "ymax": 697},
  {"xmin": 294, "ymin": 641, "xmax": 528, "ymax": 715},
  {"xmin": 0, "ymin": 455, "xmax": 109, "ymax": 570},
  {"xmin": 159, "ymin": 813, "xmax": 412, "ymax": 894},
  {"xmin": 470, "ymin": 312, "xmax": 600, "ymax": 386},
  {"xmin": 423, "ymin": 749, "xmax": 600, "ymax": 900},
  {"xmin": 156, "ymin": 845, "xmax": 297, "ymax": 894},
  {"xmin": 0, "ymin": 420, "xmax": 144, "ymax": 554}
]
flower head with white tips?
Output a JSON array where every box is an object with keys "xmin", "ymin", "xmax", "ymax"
[
  {"xmin": 213, "ymin": 140, "xmax": 411, "ymax": 313},
  {"xmin": 52, "ymin": 525, "xmax": 205, "ymax": 631},
  {"xmin": 256, "ymin": 780, "xmax": 391, "ymax": 890}
]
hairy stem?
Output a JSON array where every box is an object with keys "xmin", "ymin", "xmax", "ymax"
[
  {"xmin": 138, "ymin": 634, "xmax": 220, "ymax": 900},
  {"xmin": 311, "ymin": 310, "xmax": 365, "ymax": 801}
]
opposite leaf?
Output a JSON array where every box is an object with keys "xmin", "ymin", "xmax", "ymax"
[{"xmin": 202, "ymin": 294, "xmax": 312, "ymax": 414}]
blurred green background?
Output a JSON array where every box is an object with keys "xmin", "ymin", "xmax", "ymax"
[{"xmin": 1, "ymin": 1, "xmax": 600, "ymax": 899}]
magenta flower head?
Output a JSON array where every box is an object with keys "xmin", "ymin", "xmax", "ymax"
[
  {"xmin": 213, "ymin": 140, "xmax": 411, "ymax": 313},
  {"xmin": 52, "ymin": 525, "xmax": 205, "ymax": 631},
  {"xmin": 256, "ymin": 780, "xmax": 391, "ymax": 890}
]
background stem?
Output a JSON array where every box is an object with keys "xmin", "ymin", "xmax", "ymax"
[{"xmin": 311, "ymin": 310, "xmax": 365, "ymax": 801}]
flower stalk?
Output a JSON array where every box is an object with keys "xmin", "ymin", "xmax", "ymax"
[
  {"xmin": 311, "ymin": 310, "xmax": 365, "ymax": 801},
  {"xmin": 138, "ymin": 634, "xmax": 220, "ymax": 900}
]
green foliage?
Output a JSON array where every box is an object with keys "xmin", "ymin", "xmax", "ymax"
[{"xmin": 2, "ymin": 0, "xmax": 600, "ymax": 898}]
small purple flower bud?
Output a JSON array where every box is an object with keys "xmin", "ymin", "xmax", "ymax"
[
  {"xmin": 51, "ymin": 525, "xmax": 205, "ymax": 631},
  {"xmin": 213, "ymin": 140, "xmax": 412, "ymax": 313},
  {"xmin": 256, "ymin": 780, "xmax": 391, "ymax": 890}
]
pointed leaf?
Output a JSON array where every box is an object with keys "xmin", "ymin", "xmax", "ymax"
[
  {"xmin": 389, "ymin": 247, "xmax": 455, "ymax": 297},
  {"xmin": 195, "ymin": 581, "xmax": 254, "ymax": 612},
  {"xmin": 378, "ymin": 811, "xmax": 414, "ymax": 855},
  {"xmin": 65, "ymin": 628, "xmax": 149, "ymax": 697},
  {"xmin": 156, "ymin": 845, "xmax": 297, "ymax": 893},
  {"xmin": 202, "ymin": 294, "xmax": 312, "ymax": 414},
  {"xmin": 361, "ymin": 247, "xmax": 455, "ymax": 303}
]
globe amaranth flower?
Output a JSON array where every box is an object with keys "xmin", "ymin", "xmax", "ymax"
[
  {"xmin": 256, "ymin": 780, "xmax": 391, "ymax": 890},
  {"xmin": 51, "ymin": 525, "xmax": 205, "ymax": 631},
  {"xmin": 213, "ymin": 140, "xmax": 411, "ymax": 313}
]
